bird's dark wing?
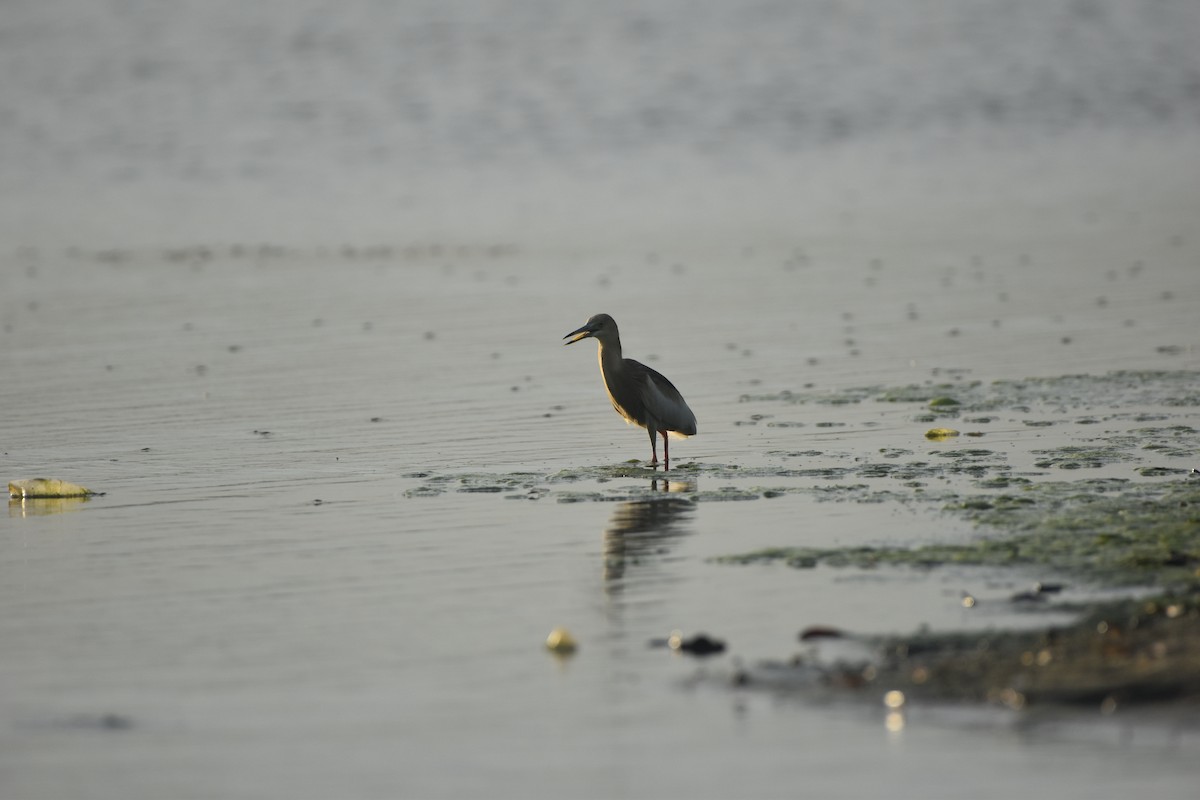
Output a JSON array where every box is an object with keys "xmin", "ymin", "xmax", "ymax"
[{"xmin": 632, "ymin": 360, "xmax": 697, "ymax": 436}]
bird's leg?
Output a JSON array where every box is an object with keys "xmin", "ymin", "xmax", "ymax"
[
  {"xmin": 648, "ymin": 427, "xmax": 658, "ymax": 465},
  {"xmin": 662, "ymin": 430, "xmax": 670, "ymax": 470}
]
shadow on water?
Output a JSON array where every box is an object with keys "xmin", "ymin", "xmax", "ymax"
[{"xmin": 602, "ymin": 478, "xmax": 696, "ymax": 588}]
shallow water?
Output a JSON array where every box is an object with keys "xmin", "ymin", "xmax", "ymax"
[
  {"xmin": 4, "ymin": 239, "xmax": 1198, "ymax": 798},
  {"xmin": 3, "ymin": 2, "xmax": 1200, "ymax": 798}
]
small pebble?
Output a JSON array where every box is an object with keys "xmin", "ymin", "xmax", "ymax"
[{"xmin": 545, "ymin": 627, "xmax": 577, "ymax": 655}]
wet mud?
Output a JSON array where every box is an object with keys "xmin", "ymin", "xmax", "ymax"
[
  {"xmin": 874, "ymin": 593, "xmax": 1200, "ymax": 708},
  {"xmin": 729, "ymin": 592, "xmax": 1200, "ymax": 711}
]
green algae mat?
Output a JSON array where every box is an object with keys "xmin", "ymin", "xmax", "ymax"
[
  {"xmin": 410, "ymin": 371, "xmax": 1199, "ymax": 594},
  {"xmin": 724, "ymin": 369, "xmax": 1200, "ymax": 708},
  {"xmin": 722, "ymin": 370, "xmax": 1199, "ymax": 588}
]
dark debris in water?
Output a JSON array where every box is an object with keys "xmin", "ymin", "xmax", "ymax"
[{"xmin": 649, "ymin": 631, "xmax": 727, "ymax": 656}]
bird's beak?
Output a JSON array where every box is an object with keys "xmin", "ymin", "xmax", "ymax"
[{"xmin": 563, "ymin": 323, "xmax": 594, "ymax": 345}]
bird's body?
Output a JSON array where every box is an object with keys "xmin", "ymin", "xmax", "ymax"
[{"xmin": 564, "ymin": 314, "xmax": 696, "ymax": 468}]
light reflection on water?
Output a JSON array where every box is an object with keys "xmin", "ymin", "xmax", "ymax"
[{"xmin": 8, "ymin": 497, "xmax": 95, "ymax": 518}]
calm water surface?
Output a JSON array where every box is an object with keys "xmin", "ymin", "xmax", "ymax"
[
  {"xmin": 4, "ymin": 239, "xmax": 1198, "ymax": 799},
  {"xmin": 3, "ymin": 1, "xmax": 1200, "ymax": 798}
]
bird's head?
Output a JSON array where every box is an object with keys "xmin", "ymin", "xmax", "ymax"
[{"xmin": 563, "ymin": 313, "xmax": 618, "ymax": 345}]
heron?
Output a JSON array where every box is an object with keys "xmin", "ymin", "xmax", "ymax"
[{"xmin": 563, "ymin": 313, "xmax": 697, "ymax": 468}]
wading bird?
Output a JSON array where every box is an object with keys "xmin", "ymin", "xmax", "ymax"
[{"xmin": 563, "ymin": 313, "xmax": 697, "ymax": 468}]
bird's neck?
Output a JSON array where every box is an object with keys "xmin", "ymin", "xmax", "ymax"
[{"xmin": 597, "ymin": 339, "xmax": 623, "ymax": 376}]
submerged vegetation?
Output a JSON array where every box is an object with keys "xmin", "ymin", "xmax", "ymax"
[
  {"xmin": 739, "ymin": 370, "xmax": 1200, "ymax": 413},
  {"xmin": 719, "ymin": 478, "xmax": 1200, "ymax": 588},
  {"xmin": 724, "ymin": 370, "xmax": 1200, "ymax": 707},
  {"xmin": 402, "ymin": 370, "xmax": 1200, "ymax": 589},
  {"xmin": 718, "ymin": 371, "xmax": 1200, "ymax": 589},
  {"xmin": 402, "ymin": 370, "xmax": 1200, "ymax": 707}
]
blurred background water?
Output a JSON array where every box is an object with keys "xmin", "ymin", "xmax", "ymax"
[{"xmin": 2, "ymin": 0, "xmax": 1198, "ymax": 244}]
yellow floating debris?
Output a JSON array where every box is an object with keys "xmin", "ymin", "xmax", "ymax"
[
  {"xmin": 545, "ymin": 627, "xmax": 578, "ymax": 655},
  {"xmin": 925, "ymin": 428, "xmax": 961, "ymax": 440},
  {"xmin": 8, "ymin": 478, "xmax": 99, "ymax": 499}
]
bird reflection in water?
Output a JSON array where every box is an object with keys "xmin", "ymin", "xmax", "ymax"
[{"xmin": 603, "ymin": 478, "xmax": 695, "ymax": 588}]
